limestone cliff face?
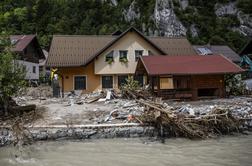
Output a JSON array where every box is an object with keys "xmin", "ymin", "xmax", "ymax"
[
  {"xmin": 154, "ymin": 0, "xmax": 187, "ymax": 36},
  {"xmin": 215, "ymin": 1, "xmax": 252, "ymax": 37},
  {"xmin": 107, "ymin": 0, "xmax": 251, "ymax": 43}
]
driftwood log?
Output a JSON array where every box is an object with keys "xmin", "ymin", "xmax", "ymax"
[{"xmin": 9, "ymin": 104, "xmax": 36, "ymax": 115}]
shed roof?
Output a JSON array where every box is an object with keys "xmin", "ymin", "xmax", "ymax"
[
  {"xmin": 10, "ymin": 35, "xmax": 45, "ymax": 60},
  {"xmin": 193, "ymin": 45, "xmax": 241, "ymax": 62},
  {"xmin": 47, "ymin": 27, "xmax": 197, "ymax": 67},
  {"xmin": 139, "ymin": 55, "xmax": 244, "ymax": 75},
  {"xmin": 10, "ymin": 35, "xmax": 36, "ymax": 52}
]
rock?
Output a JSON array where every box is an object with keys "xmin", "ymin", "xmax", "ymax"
[
  {"xmin": 123, "ymin": 0, "xmax": 140, "ymax": 22},
  {"xmin": 215, "ymin": 2, "xmax": 237, "ymax": 17},
  {"xmin": 154, "ymin": 0, "xmax": 186, "ymax": 36},
  {"xmin": 35, "ymin": 131, "xmax": 48, "ymax": 140},
  {"xmin": 190, "ymin": 24, "xmax": 199, "ymax": 37}
]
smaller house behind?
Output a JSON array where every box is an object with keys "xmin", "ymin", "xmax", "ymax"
[
  {"xmin": 10, "ymin": 35, "xmax": 45, "ymax": 81},
  {"xmin": 193, "ymin": 45, "xmax": 241, "ymax": 63}
]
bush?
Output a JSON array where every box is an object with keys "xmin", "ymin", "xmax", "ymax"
[{"xmin": 225, "ymin": 74, "xmax": 246, "ymax": 96}]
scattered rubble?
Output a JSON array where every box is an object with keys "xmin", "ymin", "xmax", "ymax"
[
  {"xmin": 0, "ymin": 85, "xmax": 252, "ymax": 147},
  {"xmin": 23, "ymin": 86, "xmax": 53, "ymax": 99},
  {"xmin": 136, "ymin": 99, "xmax": 251, "ymax": 139}
]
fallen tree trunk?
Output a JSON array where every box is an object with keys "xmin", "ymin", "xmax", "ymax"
[{"xmin": 9, "ymin": 104, "xmax": 36, "ymax": 115}]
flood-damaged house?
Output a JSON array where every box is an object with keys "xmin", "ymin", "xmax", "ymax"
[
  {"xmin": 46, "ymin": 27, "xmax": 196, "ymax": 93},
  {"xmin": 10, "ymin": 35, "xmax": 45, "ymax": 81},
  {"xmin": 47, "ymin": 27, "xmax": 244, "ymax": 99},
  {"xmin": 135, "ymin": 55, "xmax": 244, "ymax": 100}
]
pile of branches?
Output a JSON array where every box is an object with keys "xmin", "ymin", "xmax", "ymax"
[
  {"xmin": 120, "ymin": 76, "xmax": 152, "ymax": 100},
  {"xmin": 121, "ymin": 89, "xmax": 151, "ymax": 100},
  {"xmin": 137, "ymin": 100, "xmax": 244, "ymax": 139},
  {"xmin": 0, "ymin": 98, "xmax": 44, "ymax": 146}
]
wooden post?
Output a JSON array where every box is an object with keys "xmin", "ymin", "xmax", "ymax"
[
  {"xmin": 191, "ymin": 75, "xmax": 197, "ymax": 100},
  {"xmin": 157, "ymin": 75, "xmax": 160, "ymax": 97},
  {"xmin": 150, "ymin": 76, "xmax": 154, "ymax": 91}
]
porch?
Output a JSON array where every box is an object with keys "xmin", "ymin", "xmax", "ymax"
[{"xmin": 149, "ymin": 75, "xmax": 225, "ymax": 100}]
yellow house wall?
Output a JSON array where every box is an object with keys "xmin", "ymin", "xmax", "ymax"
[
  {"xmin": 94, "ymin": 31, "xmax": 162, "ymax": 75},
  {"xmin": 58, "ymin": 61, "xmax": 101, "ymax": 93}
]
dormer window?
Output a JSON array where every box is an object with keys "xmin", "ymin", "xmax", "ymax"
[
  {"xmin": 105, "ymin": 51, "xmax": 114, "ymax": 64},
  {"xmin": 135, "ymin": 50, "xmax": 143, "ymax": 61},
  {"xmin": 119, "ymin": 50, "xmax": 128, "ymax": 62}
]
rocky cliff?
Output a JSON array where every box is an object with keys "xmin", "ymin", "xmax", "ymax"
[
  {"xmin": 0, "ymin": 0, "xmax": 250, "ymax": 51},
  {"xmin": 119, "ymin": 0, "xmax": 251, "ymax": 51}
]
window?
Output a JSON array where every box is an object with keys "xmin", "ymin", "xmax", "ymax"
[
  {"xmin": 135, "ymin": 50, "xmax": 143, "ymax": 61},
  {"xmin": 134, "ymin": 75, "xmax": 144, "ymax": 87},
  {"xmin": 160, "ymin": 77, "xmax": 174, "ymax": 89},
  {"xmin": 119, "ymin": 50, "xmax": 128, "ymax": 61},
  {"xmin": 102, "ymin": 76, "xmax": 113, "ymax": 89},
  {"xmin": 118, "ymin": 75, "xmax": 128, "ymax": 88},
  {"xmin": 105, "ymin": 51, "xmax": 114, "ymax": 62},
  {"xmin": 33, "ymin": 66, "xmax": 36, "ymax": 73},
  {"xmin": 74, "ymin": 76, "xmax": 86, "ymax": 90}
]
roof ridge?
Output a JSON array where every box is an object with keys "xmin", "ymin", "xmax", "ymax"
[
  {"xmin": 53, "ymin": 35, "xmax": 115, "ymax": 37},
  {"xmin": 147, "ymin": 36, "xmax": 187, "ymax": 39}
]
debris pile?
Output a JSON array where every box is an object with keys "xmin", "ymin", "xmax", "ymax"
[
  {"xmin": 23, "ymin": 86, "xmax": 53, "ymax": 99},
  {"xmin": 136, "ymin": 99, "xmax": 251, "ymax": 139},
  {"xmin": 121, "ymin": 89, "xmax": 152, "ymax": 100},
  {"xmin": 101, "ymin": 100, "xmax": 145, "ymax": 123},
  {"xmin": 120, "ymin": 77, "xmax": 151, "ymax": 100}
]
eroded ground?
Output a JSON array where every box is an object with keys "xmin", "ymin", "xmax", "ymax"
[{"xmin": 10, "ymin": 95, "xmax": 252, "ymax": 127}]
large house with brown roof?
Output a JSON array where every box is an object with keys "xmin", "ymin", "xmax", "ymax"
[
  {"xmin": 47, "ymin": 27, "xmax": 197, "ymax": 93},
  {"xmin": 10, "ymin": 35, "xmax": 45, "ymax": 80}
]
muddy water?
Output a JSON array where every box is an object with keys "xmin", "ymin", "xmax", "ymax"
[{"xmin": 0, "ymin": 135, "xmax": 251, "ymax": 166}]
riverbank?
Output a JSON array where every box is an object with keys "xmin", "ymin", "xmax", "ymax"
[
  {"xmin": 1, "ymin": 135, "xmax": 252, "ymax": 166},
  {"xmin": 0, "ymin": 124, "xmax": 157, "ymax": 146},
  {"xmin": 0, "ymin": 94, "xmax": 251, "ymax": 147}
]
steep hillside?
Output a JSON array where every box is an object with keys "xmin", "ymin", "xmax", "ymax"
[{"xmin": 0, "ymin": 0, "xmax": 251, "ymax": 51}]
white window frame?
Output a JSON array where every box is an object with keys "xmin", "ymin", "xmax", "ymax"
[
  {"xmin": 119, "ymin": 50, "xmax": 128, "ymax": 61},
  {"xmin": 101, "ymin": 75, "xmax": 114, "ymax": 89}
]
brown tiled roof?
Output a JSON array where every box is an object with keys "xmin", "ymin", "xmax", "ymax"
[
  {"xmin": 193, "ymin": 45, "xmax": 241, "ymax": 62},
  {"xmin": 47, "ymin": 27, "xmax": 197, "ymax": 67},
  {"xmin": 10, "ymin": 35, "xmax": 45, "ymax": 60},
  {"xmin": 47, "ymin": 35, "xmax": 115, "ymax": 67},
  {"xmin": 149, "ymin": 37, "xmax": 197, "ymax": 55},
  {"xmin": 139, "ymin": 55, "xmax": 244, "ymax": 75},
  {"xmin": 10, "ymin": 35, "xmax": 36, "ymax": 52}
]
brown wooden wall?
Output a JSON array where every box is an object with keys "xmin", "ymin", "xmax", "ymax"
[
  {"xmin": 150, "ymin": 74, "xmax": 225, "ymax": 100},
  {"xmin": 191, "ymin": 75, "xmax": 225, "ymax": 100}
]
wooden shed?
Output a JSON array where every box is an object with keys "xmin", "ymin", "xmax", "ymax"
[{"xmin": 135, "ymin": 55, "xmax": 244, "ymax": 100}]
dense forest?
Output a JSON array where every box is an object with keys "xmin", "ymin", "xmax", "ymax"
[{"xmin": 0, "ymin": 0, "xmax": 251, "ymax": 52}]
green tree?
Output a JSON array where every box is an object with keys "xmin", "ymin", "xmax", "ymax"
[{"xmin": 0, "ymin": 37, "xmax": 26, "ymax": 115}]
